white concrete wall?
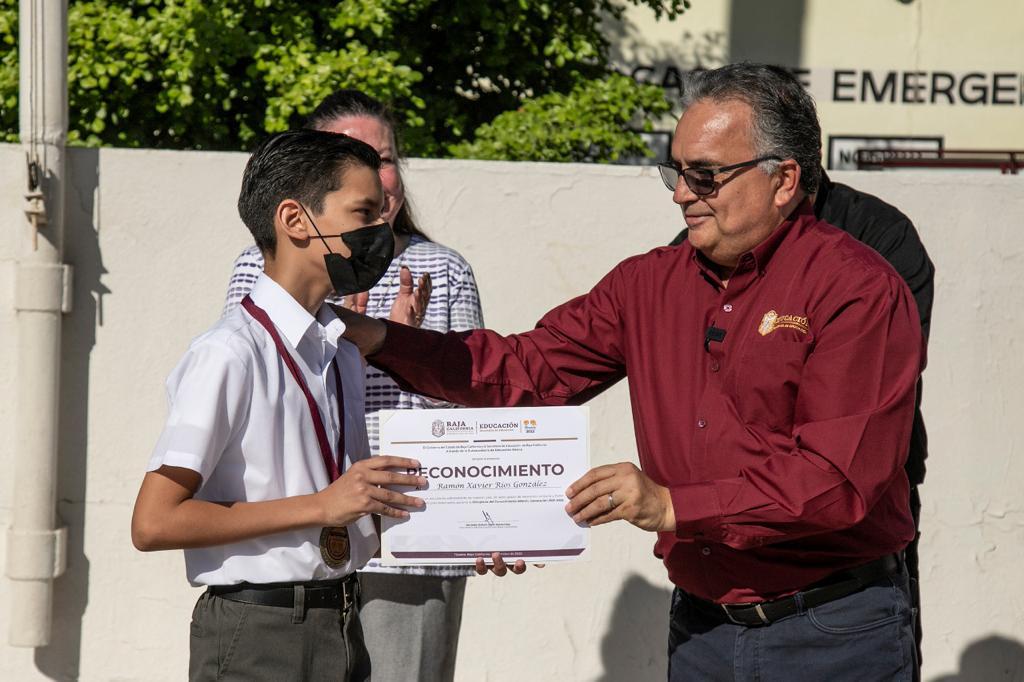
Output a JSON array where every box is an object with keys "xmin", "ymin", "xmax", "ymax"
[{"xmin": 1, "ymin": 145, "xmax": 1022, "ymax": 681}]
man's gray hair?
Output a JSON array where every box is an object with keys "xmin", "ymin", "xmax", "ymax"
[{"xmin": 680, "ymin": 63, "xmax": 822, "ymax": 195}]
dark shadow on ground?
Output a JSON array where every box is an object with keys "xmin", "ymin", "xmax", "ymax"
[
  {"xmin": 930, "ymin": 635, "xmax": 1024, "ymax": 682},
  {"xmin": 33, "ymin": 146, "xmax": 107, "ymax": 681},
  {"xmin": 597, "ymin": 573, "xmax": 674, "ymax": 682}
]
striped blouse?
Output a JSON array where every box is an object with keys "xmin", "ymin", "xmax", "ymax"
[{"xmin": 223, "ymin": 235, "xmax": 484, "ymax": 577}]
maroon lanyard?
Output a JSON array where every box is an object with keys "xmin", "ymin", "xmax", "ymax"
[{"xmin": 241, "ymin": 295, "xmax": 343, "ymax": 482}]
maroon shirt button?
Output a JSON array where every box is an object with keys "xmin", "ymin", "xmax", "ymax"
[
  {"xmin": 701, "ymin": 547, "xmax": 712, "ymax": 556},
  {"xmin": 697, "ymin": 418, "xmax": 707, "ymax": 428},
  {"xmin": 723, "ymin": 304, "xmax": 733, "ymax": 313},
  {"xmin": 710, "ymin": 360, "xmax": 720, "ymax": 372}
]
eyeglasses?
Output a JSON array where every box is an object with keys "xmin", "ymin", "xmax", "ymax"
[{"xmin": 656, "ymin": 155, "xmax": 782, "ymax": 195}]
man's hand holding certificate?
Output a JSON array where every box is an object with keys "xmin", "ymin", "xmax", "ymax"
[{"xmin": 379, "ymin": 406, "xmax": 590, "ymax": 565}]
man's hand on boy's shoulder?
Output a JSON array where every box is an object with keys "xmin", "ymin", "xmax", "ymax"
[
  {"xmin": 329, "ymin": 303, "xmax": 387, "ymax": 356},
  {"xmin": 316, "ymin": 456, "xmax": 427, "ymax": 527}
]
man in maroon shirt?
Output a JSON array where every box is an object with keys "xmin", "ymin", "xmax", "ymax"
[{"xmin": 338, "ymin": 63, "xmax": 923, "ymax": 680}]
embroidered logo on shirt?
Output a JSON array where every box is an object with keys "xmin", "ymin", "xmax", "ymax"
[{"xmin": 758, "ymin": 310, "xmax": 809, "ymax": 336}]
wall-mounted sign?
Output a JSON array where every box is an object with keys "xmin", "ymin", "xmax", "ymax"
[
  {"xmin": 827, "ymin": 135, "xmax": 944, "ymax": 170},
  {"xmin": 631, "ymin": 66, "xmax": 1024, "ymax": 108},
  {"xmin": 828, "ymin": 70, "xmax": 1024, "ymax": 106}
]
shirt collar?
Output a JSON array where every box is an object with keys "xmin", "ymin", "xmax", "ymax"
[
  {"xmin": 249, "ymin": 273, "xmax": 326, "ymax": 349},
  {"xmin": 813, "ymin": 170, "xmax": 832, "ymax": 216},
  {"xmin": 687, "ymin": 198, "xmax": 815, "ymax": 284},
  {"xmin": 316, "ymin": 304, "xmax": 346, "ymax": 350},
  {"xmin": 746, "ymin": 198, "xmax": 815, "ymax": 273}
]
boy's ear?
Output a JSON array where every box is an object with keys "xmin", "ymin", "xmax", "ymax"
[{"xmin": 276, "ymin": 198, "xmax": 312, "ymax": 242}]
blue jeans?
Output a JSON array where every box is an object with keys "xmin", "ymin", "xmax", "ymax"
[{"xmin": 668, "ymin": 571, "xmax": 918, "ymax": 681}]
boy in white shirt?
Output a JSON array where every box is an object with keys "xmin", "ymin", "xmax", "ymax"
[{"xmin": 131, "ymin": 129, "xmax": 427, "ymax": 681}]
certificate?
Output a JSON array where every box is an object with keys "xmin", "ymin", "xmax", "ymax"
[{"xmin": 378, "ymin": 406, "xmax": 590, "ymax": 565}]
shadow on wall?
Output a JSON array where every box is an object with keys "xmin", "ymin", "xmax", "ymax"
[
  {"xmin": 602, "ymin": 0, "xmax": 807, "ymax": 164},
  {"xmin": 930, "ymin": 636, "xmax": 1024, "ymax": 682},
  {"xmin": 33, "ymin": 146, "xmax": 108, "ymax": 680},
  {"xmin": 604, "ymin": 5, "xmax": 729, "ymax": 78},
  {"xmin": 596, "ymin": 573, "xmax": 674, "ymax": 682},
  {"xmin": 728, "ymin": 0, "xmax": 805, "ymax": 67}
]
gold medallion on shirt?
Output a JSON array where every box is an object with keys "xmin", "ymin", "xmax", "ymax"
[{"xmin": 319, "ymin": 526, "xmax": 350, "ymax": 567}]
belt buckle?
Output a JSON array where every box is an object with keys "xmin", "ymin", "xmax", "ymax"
[
  {"xmin": 720, "ymin": 604, "xmax": 744, "ymax": 625},
  {"xmin": 341, "ymin": 575, "xmax": 357, "ymax": 612},
  {"xmin": 720, "ymin": 602, "xmax": 771, "ymax": 626}
]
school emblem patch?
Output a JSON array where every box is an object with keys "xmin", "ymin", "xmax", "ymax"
[{"xmin": 758, "ymin": 310, "xmax": 809, "ymax": 336}]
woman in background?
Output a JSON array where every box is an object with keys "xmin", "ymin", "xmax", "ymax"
[{"xmin": 223, "ymin": 90, "xmax": 482, "ymax": 682}]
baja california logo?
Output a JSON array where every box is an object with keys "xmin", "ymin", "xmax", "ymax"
[{"xmin": 431, "ymin": 419, "xmax": 445, "ymax": 438}]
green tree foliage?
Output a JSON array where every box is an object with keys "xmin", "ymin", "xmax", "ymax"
[
  {"xmin": 449, "ymin": 73, "xmax": 670, "ymax": 162},
  {"xmin": 0, "ymin": 0, "xmax": 688, "ymax": 161}
]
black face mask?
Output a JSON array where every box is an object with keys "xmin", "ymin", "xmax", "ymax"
[{"xmin": 301, "ymin": 206, "xmax": 395, "ymax": 296}]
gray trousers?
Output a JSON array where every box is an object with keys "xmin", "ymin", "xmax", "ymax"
[
  {"xmin": 668, "ymin": 570, "xmax": 918, "ymax": 681},
  {"xmin": 358, "ymin": 573, "xmax": 467, "ymax": 682},
  {"xmin": 189, "ymin": 590, "xmax": 370, "ymax": 681}
]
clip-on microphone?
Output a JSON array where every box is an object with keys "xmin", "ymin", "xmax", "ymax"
[{"xmin": 704, "ymin": 326, "xmax": 726, "ymax": 352}]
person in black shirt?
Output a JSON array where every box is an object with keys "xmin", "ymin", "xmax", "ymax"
[{"xmin": 669, "ymin": 168, "xmax": 934, "ymax": 663}]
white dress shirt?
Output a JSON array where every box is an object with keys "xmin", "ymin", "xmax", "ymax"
[
  {"xmin": 148, "ymin": 273, "xmax": 378, "ymax": 586},
  {"xmin": 224, "ymin": 237, "xmax": 482, "ymax": 578}
]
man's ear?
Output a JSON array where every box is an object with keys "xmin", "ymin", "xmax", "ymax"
[
  {"xmin": 276, "ymin": 199, "xmax": 312, "ymax": 242},
  {"xmin": 773, "ymin": 159, "xmax": 802, "ymax": 208}
]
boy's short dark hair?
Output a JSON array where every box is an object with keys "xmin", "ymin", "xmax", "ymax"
[{"xmin": 237, "ymin": 129, "xmax": 382, "ymax": 256}]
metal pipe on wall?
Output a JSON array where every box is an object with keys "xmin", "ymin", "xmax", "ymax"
[{"xmin": 5, "ymin": 0, "xmax": 70, "ymax": 648}]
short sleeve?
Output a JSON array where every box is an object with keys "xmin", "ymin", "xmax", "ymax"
[{"xmin": 147, "ymin": 341, "xmax": 251, "ymax": 483}]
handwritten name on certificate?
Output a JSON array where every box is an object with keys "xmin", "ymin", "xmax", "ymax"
[{"xmin": 378, "ymin": 406, "xmax": 590, "ymax": 565}]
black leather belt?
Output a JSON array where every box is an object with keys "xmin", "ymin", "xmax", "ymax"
[
  {"xmin": 208, "ymin": 574, "xmax": 358, "ymax": 610},
  {"xmin": 688, "ymin": 554, "xmax": 902, "ymax": 627}
]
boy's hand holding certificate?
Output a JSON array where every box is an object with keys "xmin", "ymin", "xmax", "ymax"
[{"xmin": 379, "ymin": 406, "xmax": 590, "ymax": 565}]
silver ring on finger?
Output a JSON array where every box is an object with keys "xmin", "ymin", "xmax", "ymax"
[{"xmin": 607, "ymin": 493, "xmax": 616, "ymax": 511}]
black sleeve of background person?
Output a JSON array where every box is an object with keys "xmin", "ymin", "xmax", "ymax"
[
  {"xmin": 669, "ymin": 227, "xmax": 688, "ymax": 247},
  {"xmin": 815, "ymin": 181, "xmax": 935, "ymax": 340},
  {"xmin": 815, "ymin": 180, "xmax": 934, "ymax": 486}
]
